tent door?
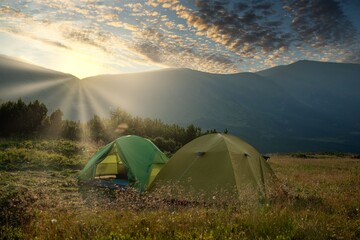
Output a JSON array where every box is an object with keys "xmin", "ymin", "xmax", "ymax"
[
  {"xmin": 116, "ymin": 163, "xmax": 128, "ymax": 180},
  {"xmin": 95, "ymin": 146, "xmax": 128, "ymax": 181}
]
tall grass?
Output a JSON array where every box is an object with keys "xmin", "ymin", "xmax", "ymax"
[{"xmin": 1, "ymin": 142, "xmax": 360, "ymax": 239}]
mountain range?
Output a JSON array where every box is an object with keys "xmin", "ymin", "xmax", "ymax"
[{"xmin": 1, "ymin": 54, "xmax": 359, "ymax": 153}]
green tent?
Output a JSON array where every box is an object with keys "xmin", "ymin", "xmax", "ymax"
[
  {"xmin": 149, "ymin": 133, "xmax": 276, "ymax": 200},
  {"xmin": 78, "ymin": 135, "xmax": 168, "ymax": 191}
]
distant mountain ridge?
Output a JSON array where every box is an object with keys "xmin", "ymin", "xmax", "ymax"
[
  {"xmin": 1, "ymin": 55, "xmax": 359, "ymax": 153},
  {"xmin": 0, "ymin": 55, "xmax": 81, "ymax": 118}
]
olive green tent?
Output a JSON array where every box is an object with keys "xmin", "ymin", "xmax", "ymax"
[
  {"xmin": 149, "ymin": 133, "xmax": 276, "ymax": 200},
  {"xmin": 78, "ymin": 135, "xmax": 168, "ymax": 191}
]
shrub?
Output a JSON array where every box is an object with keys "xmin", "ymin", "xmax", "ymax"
[
  {"xmin": 0, "ymin": 225, "xmax": 23, "ymax": 240},
  {"xmin": 0, "ymin": 184, "xmax": 37, "ymax": 226},
  {"xmin": 0, "ymin": 148, "xmax": 82, "ymax": 171}
]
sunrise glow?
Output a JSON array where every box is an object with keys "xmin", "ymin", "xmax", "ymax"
[{"xmin": 1, "ymin": 0, "xmax": 359, "ymax": 78}]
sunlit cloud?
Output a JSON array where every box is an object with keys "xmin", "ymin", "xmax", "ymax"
[{"xmin": 0, "ymin": 0, "xmax": 359, "ymax": 77}]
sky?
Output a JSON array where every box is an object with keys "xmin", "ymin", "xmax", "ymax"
[{"xmin": 0, "ymin": 0, "xmax": 359, "ymax": 78}]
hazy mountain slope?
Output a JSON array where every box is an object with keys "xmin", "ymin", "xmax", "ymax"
[
  {"xmin": 1, "ymin": 55, "xmax": 359, "ymax": 152},
  {"xmin": 255, "ymin": 60, "xmax": 360, "ymax": 152},
  {"xmin": 82, "ymin": 69, "xmax": 224, "ymax": 122},
  {"xmin": 82, "ymin": 62, "xmax": 360, "ymax": 153},
  {"xmin": 0, "ymin": 55, "xmax": 76, "ymax": 84},
  {"xmin": 258, "ymin": 60, "xmax": 360, "ymax": 123},
  {"xmin": 0, "ymin": 55, "xmax": 81, "ymax": 118}
]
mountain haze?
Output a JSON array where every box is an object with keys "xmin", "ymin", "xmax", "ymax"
[
  {"xmin": 1, "ymin": 55, "xmax": 359, "ymax": 153},
  {"xmin": 0, "ymin": 55, "xmax": 82, "ymax": 118}
]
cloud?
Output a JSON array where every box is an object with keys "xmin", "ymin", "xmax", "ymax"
[
  {"xmin": 125, "ymin": 3, "xmax": 143, "ymax": 13},
  {"xmin": 151, "ymin": 0, "xmax": 359, "ymax": 67},
  {"xmin": 165, "ymin": 0, "xmax": 291, "ymax": 58},
  {"xmin": 107, "ymin": 21, "xmax": 139, "ymax": 31},
  {"xmin": 61, "ymin": 26, "xmax": 111, "ymax": 53},
  {"xmin": 265, "ymin": 0, "xmax": 356, "ymax": 50},
  {"xmin": 134, "ymin": 41, "xmax": 163, "ymax": 63},
  {"xmin": 343, "ymin": 49, "xmax": 360, "ymax": 64},
  {"xmin": 31, "ymin": 36, "xmax": 71, "ymax": 50},
  {"xmin": 1, "ymin": 0, "xmax": 359, "ymax": 75},
  {"xmin": 283, "ymin": 0, "xmax": 358, "ymax": 48},
  {"xmin": 0, "ymin": 6, "xmax": 71, "ymax": 50},
  {"xmin": 133, "ymin": 28, "xmax": 239, "ymax": 73},
  {"xmin": 0, "ymin": 5, "xmax": 29, "ymax": 18}
]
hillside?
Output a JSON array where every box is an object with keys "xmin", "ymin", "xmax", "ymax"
[
  {"xmin": 258, "ymin": 60, "xmax": 360, "ymax": 123},
  {"xmin": 1, "ymin": 55, "xmax": 359, "ymax": 153},
  {"xmin": 0, "ymin": 55, "xmax": 81, "ymax": 118},
  {"xmin": 81, "ymin": 62, "xmax": 360, "ymax": 153}
]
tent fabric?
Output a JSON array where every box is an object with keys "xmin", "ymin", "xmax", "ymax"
[
  {"xmin": 78, "ymin": 135, "xmax": 169, "ymax": 191},
  {"xmin": 149, "ymin": 133, "xmax": 275, "ymax": 200}
]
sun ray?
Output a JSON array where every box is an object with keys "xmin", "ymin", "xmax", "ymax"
[
  {"xmin": 0, "ymin": 77, "xmax": 71, "ymax": 99},
  {"xmin": 47, "ymin": 79, "xmax": 82, "ymax": 120},
  {"xmin": 80, "ymin": 83, "xmax": 111, "ymax": 119}
]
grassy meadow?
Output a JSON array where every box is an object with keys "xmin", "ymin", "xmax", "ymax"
[{"xmin": 1, "ymin": 139, "xmax": 360, "ymax": 239}]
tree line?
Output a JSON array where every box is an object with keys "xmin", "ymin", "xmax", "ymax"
[{"xmin": 0, "ymin": 99, "xmax": 226, "ymax": 153}]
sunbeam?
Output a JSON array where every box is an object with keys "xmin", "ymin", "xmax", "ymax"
[
  {"xmin": 0, "ymin": 77, "xmax": 71, "ymax": 99},
  {"xmin": 48, "ymin": 79, "xmax": 82, "ymax": 120},
  {"xmin": 80, "ymin": 83, "xmax": 111, "ymax": 120},
  {"xmin": 80, "ymin": 80, "xmax": 133, "ymax": 119}
]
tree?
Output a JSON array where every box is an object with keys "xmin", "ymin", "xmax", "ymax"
[
  {"xmin": 109, "ymin": 108, "xmax": 132, "ymax": 128},
  {"xmin": 26, "ymin": 100, "xmax": 47, "ymax": 133},
  {"xmin": 43, "ymin": 109, "xmax": 64, "ymax": 138},
  {"xmin": 87, "ymin": 115, "xmax": 108, "ymax": 142},
  {"xmin": 0, "ymin": 99, "xmax": 47, "ymax": 136},
  {"xmin": 62, "ymin": 120, "xmax": 82, "ymax": 140},
  {"xmin": 205, "ymin": 129, "xmax": 218, "ymax": 134},
  {"xmin": 152, "ymin": 136, "xmax": 179, "ymax": 154},
  {"xmin": 184, "ymin": 124, "xmax": 202, "ymax": 144}
]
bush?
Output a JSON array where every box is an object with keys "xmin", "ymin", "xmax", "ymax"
[
  {"xmin": 0, "ymin": 225, "xmax": 23, "ymax": 240},
  {"xmin": 0, "ymin": 184, "xmax": 37, "ymax": 226},
  {"xmin": 20, "ymin": 140, "xmax": 84, "ymax": 158},
  {"xmin": 151, "ymin": 136, "xmax": 180, "ymax": 154},
  {"xmin": 0, "ymin": 148, "xmax": 82, "ymax": 171}
]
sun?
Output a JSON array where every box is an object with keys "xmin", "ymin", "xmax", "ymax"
[{"xmin": 52, "ymin": 50, "xmax": 118, "ymax": 79}]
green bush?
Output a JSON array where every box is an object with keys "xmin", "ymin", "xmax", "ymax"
[
  {"xmin": 0, "ymin": 148, "xmax": 82, "ymax": 171},
  {"xmin": 20, "ymin": 140, "xmax": 84, "ymax": 157},
  {"xmin": 0, "ymin": 225, "xmax": 23, "ymax": 240},
  {"xmin": 0, "ymin": 139, "xmax": 84, "ymax": 156}
]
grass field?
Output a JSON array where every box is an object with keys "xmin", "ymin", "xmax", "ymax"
[{"xmin": 1, "ymin": 139, "xmax": 360, "ymax": 239}]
